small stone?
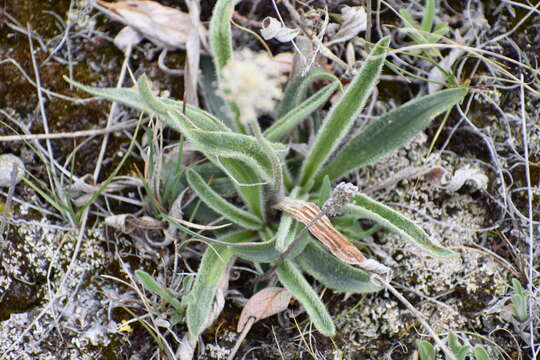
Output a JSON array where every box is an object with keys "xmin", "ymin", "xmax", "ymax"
[{"xmin": 0, "ymin": 154, "xmax": 25, "ymax": 187}]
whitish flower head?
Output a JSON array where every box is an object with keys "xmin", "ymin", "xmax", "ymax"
[{"xmin": 221, "ymin": 49, "xmax": 285, "ymax": 124}]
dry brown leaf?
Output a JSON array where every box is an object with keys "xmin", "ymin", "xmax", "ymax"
[
  {"xmin": 276, "ymin": 197, "xmax": 367, "ymax": 264},
  {"xmin": 96, "ymin": 0, "xmax": 192, "ymax": 50},
  {"xmin": 276, "ymin": 197, "xmax": 391, "ymax": 275},
  {"xmin": 237, "ymin": 287, "xmax": 292, "ymax": 332}
]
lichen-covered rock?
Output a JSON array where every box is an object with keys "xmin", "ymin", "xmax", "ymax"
[{"xmin": 0, "ymin": 221, "xmax": 122, "ymax": 359}]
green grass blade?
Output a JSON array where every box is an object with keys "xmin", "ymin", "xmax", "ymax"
[
  {"xmin": 296, "ymin": 242, "xmax": 381, "ymax": 293},
  {"xmin": 187, "ymin": 168, "xmax": 263, "ymax": 230},
  {"xmin": 299, "ymin": 37, "xmax": 390, "ymax": 189},
  {"xmin": 264, "ymin": 82, "xmax": 339, "ymax": 142},
  {"xmin": 346, "ymin": 194, "xmax": 454, "ymax": 257},
  {"xmin": 135, "ymin": 270, "xmax": 184, "ymax": 313},
  {"xmin": 276, "ymin": 260, "xmax": 335, "ymax": 336},
  {"xmin": 318, "ymin": 88, "xmax": 467, "ymax": 187},
  {"xmin": 275, "ymin": 68, "xmax": 339, "ymax": 119}
]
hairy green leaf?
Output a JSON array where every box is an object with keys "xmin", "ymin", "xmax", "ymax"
[
  {"xmin": 318, "ymin": 88, "xmax": 467, "ymax": 187},
  {"xmin": 186, "ymin": 231, "xmax": 245, "ymax": 336},
  {"xmin": 209, "ymin": 0, "xmax": 237, "ymax": 75},
  {"xmin": 447, "ymin": 332, "xmax": 471, "ymax": 360},
  {"xmin": 65, "ymin": 76, "xmax": 228, "ymax": 132},
  {"xmin": 317, "ymin": 176, "xmax": 332, "ymax": 207},
  {"xmin": 416, "ymin": 340, "xmax": 436, "ymax": 360},
  {"xmin": 296, "ymin": 242, "xmax": 381, "ymax": 293},
  {"xmin": 276, "ymin": 260, "xmax": 335, "ymax": 336},
  {"xmin": 299, "ymin": 37, "xmax": 390, "ymax": 189},
  {"xmin": 346, "ymin": 194, "xmax": 454, "ymax": 257},
  {"xmin": 275, "ymin": 187, "xmax": 304, "ymax": 251},
  {"xmin": 187, "ymin": 169, "xmax": 263, "ymax": 230},
  {"xmin": 219, "ymin": 158, "xmax": 265, "ymax": 220},
  {"xmin": 233, "ymin": 231, "xmax": 310, "ymax": 263},
  {"xmin": 421, "ymin": 0, "xmax": 436, "ymax": 33},
  {"xmin": 276, "ymin": 68, "xmax": 340, "ymax": 118},
  {"xmin": 473, "ymin": 346, "xmax": 492, "ymax": 360},
  {"xmin": 191, "ymin": 130, "xmax": 286, "ymax": 182},
  {"xmin": 208, "ymin": 0, "xmax": 243, "ymax": 132},
  {"xmin": 265, "ymin": 82, "xmax": 340, "ymax": 142}
]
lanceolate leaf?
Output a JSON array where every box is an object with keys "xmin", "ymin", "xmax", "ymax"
[
  {"xmin": 318, "ymin": 87, "xmax": 467, "ymax": 188},
  {"xmin": 219, "ymin": 158, "xmax": 265, "ymax": 220},
  {"xmin": 276, "ymin": 67, "xmax": 339, "ymax": 118},
  {"xmin": 264, "ymin": 81, "xmax": 340, "ymax": 142},
  {"xmin": 299, "ymin": 36, "xmax": 390, "ymax": 189},
  {"xmin": 276, "ymin": 260, "xmax": 336, "ymax": 336},
  {"xmin": 64, "ymin": 76, "xmax": 228, "ymax": 132},
  {"xmin": 296, "ymin": 242, "xmax": 381, "ymax": 293},
  {"xmin": 416, "ymin": 340, "xmax": 436, "ymax": 360},
  {"xmin": 208, "ymin": 0, "xmax": 243, "ymax": 132},
  {"xmin": 186, "ymin": 245, "xmax": 233, "ymax": 337},
  {"xmin": 191, "ymin": 129, "xmax": 286, "ymax": 182},
  {"xmin": 186, "ymin": 169, "xmax": 263, "ymax": 230},
  {"xmin": 346, "ymin": 194, "xmax": 455, "ymax": 257},
  {"xmin": 209, "ymin": 0, "xmax": 237, "ymax": 75},
  {"xmin": 186, "ymin": 231, "xmax": 246, "ymax": 337},
  {"xmin": 233, "ymin": 231, "xmax": 311, "ymax": 263}
]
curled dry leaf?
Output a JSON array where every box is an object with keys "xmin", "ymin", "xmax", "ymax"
[
  {"xmin": 105, "ymin": 214, "xmax": 164, "ymax": 234},
  {"xmin": 444, "ymin": 166, "xmax": 489, "ymax": 192},
  {"xmin": 96, "ymin": 0, "xmax": 192, "ymax": 50},
  {"xmin": 326, "ymin": 6, "xmax": 367, "ymax": 46},
  {"xmin": 276, "ymin": 197, "xmax": 390, "ymax": 275},
  {"xmin": 71, "ymin": 174, "xmax": 142, "ymax": 206},
  {"xmin": 260, "ymin": 17, "xmax": 300, "ymax": 42},
  {"xmin": 237, "ymin": 287, "xmax": 292, "ymax": 332}
]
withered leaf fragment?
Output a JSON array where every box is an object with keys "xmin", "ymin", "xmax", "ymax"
[
  {"xmin": 277, "ymin": 197, "xmax": 390, "ymax": 275},
  {"xmin": 237, "ymin": 287, "xmax": 292, "ymax": 332},
  {"xmin": 96, "ymin": 0, "xmax": 192, "ymax": 49}
]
